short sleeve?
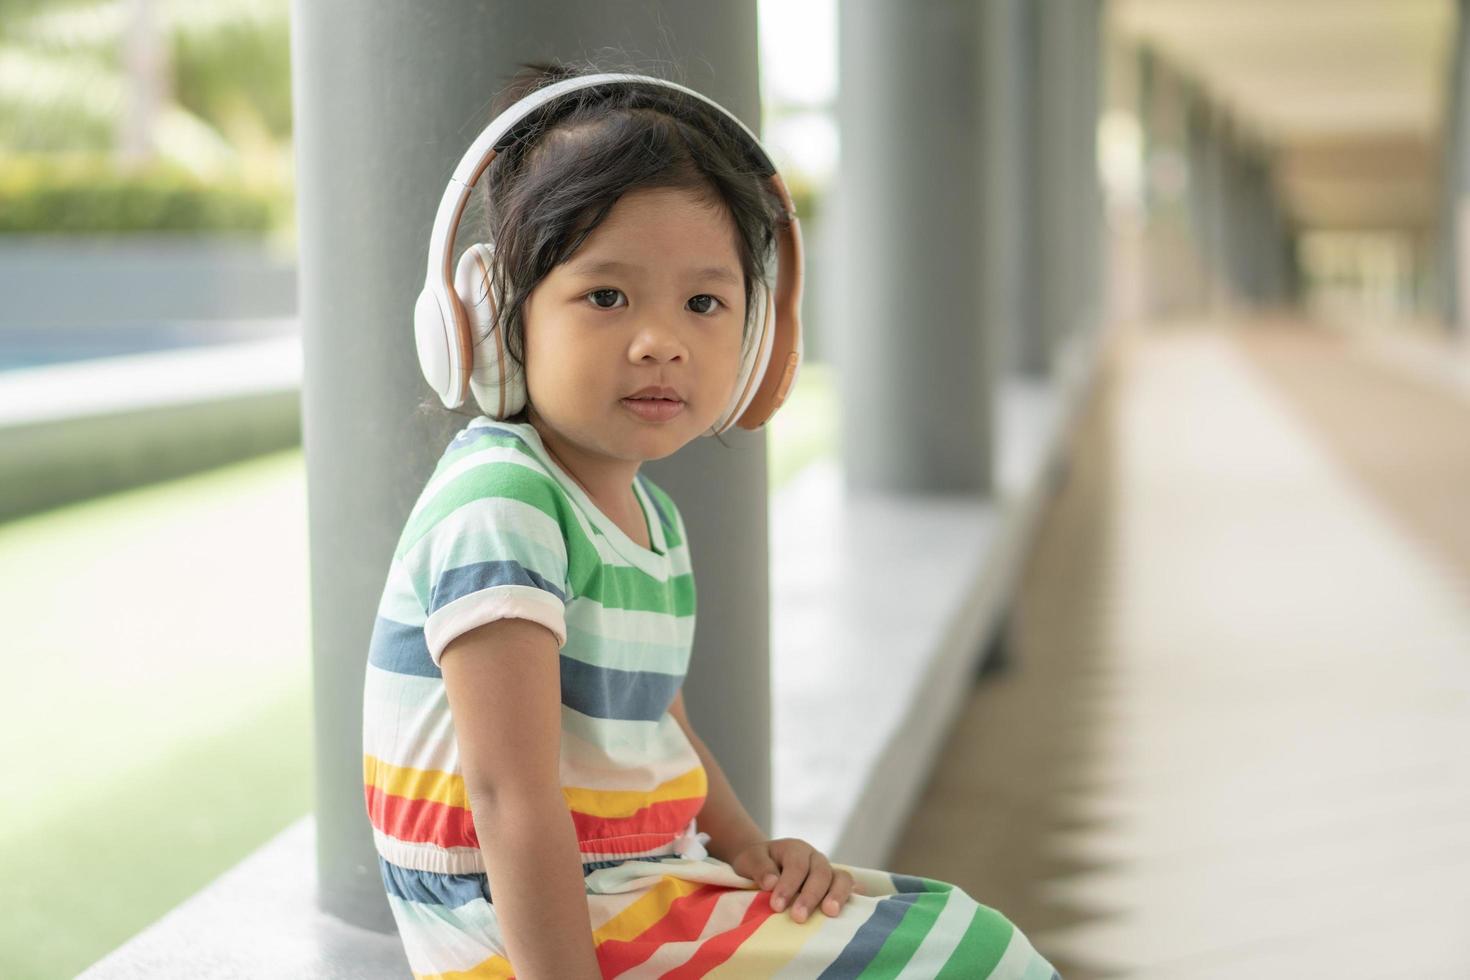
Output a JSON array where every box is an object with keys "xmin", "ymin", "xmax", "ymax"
[{"xmin": 399, "ymin": 462, "xmax": 571, "ymax": 668}]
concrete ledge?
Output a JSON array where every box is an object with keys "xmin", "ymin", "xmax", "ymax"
[
  {"xmin": 79, "ymin": 326, "xmax": 1106, "ymax": 977},
  {"xmin": 0, "ymin": 336, "xmax": 302, "ymax": 523},
  {"xmin": 775, "ymin": 327, "xmax": 1102, "ymax": 868}
]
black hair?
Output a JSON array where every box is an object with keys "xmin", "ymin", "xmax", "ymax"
[{"xmin": 418, "ymin": 56, "xmax": 789, "ymax": 437}]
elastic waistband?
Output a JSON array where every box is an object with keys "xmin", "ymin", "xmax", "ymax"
[{"xmin": 373, "ymin": 819, "xmax": 710, "ymax": 878}]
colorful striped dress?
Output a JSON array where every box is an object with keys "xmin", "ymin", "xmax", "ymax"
[{"xmin": 362, "ymin": 417, "xmax": 1061, "ymax": 979}]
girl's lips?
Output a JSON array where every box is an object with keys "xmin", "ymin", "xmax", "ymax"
[{"xmin": 621, "ymin": 396, "xmax": 685, "ymax": 422}]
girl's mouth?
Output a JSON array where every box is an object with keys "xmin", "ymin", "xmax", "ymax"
[{"xmin": 621, "ymin": 396, "xmax": 685, "ymax": 422}]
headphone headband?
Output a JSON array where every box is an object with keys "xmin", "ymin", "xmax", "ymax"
[{"xmin": 414, "ymin": 71, "xmax": 803, "ymax": 432}]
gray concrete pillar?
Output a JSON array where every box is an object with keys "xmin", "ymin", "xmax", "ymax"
[
  {"xmin": 1190, "ymin": 100, "xmax": 1232, "ymax": 315},
  {"xmin": 1181, "ymin": 78, "xmax": 1216, "ymax": 314},
  {"xmin": 1137, "ymin": 48, "xmax": 1202, "ymax": 318},
  {"xmin": 835, "ymin": 0, "xmax": 992, "ymax": 493},
  {"xmin": 1073, "ymin": 0, "xmax": 1104, "ymax": 341},
  {"xmin": 1441, "ymin": 0, "xmax": 1470, "ymax": 333},
  {"xmin": 981, "ymin": 0, "xmax": 1027, "ymax": 383},
  {"xmin": 291, "ymin": 0, "xmax": 769, "ymax": 932},
  {"xmin": 1033, "ymin": 0, "xmax": 1079, "ymax": 368},
  {"xmin": 1013, "ymin": 0, "xmax": 1046, "ymax": 374}
]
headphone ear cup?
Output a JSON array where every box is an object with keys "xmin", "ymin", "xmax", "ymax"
[
  {"xmin": 453, "ymin": 242, "xmax": 527, "ymax": 419},
  {"xmin": 710, "ymin": 277, "xmax": 775, "ymax": 436}
]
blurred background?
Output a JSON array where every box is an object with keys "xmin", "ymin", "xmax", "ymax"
[{"xmin": 3, "ymin": 0, "xmax": 1468, "ymax": 977}]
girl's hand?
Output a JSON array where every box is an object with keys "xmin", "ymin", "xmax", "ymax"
[{"xmin": 728, "ymin": 837, "xmax": 857, "ymax": 923}]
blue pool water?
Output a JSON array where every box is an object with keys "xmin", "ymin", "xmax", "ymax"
[{"xmin": 0, "ymin": 319, "xmax": 300, "ymax": 373}]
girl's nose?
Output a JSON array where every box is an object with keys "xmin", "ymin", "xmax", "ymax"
[{"xmin": 629, "ymin": 314, "xmax": 688, "ymax": 363}]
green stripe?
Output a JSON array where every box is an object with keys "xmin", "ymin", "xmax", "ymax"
[
  {"xmin": 856, "ymin": 891, "xmax": 945, "ymax": 979},
  {"xmin": 400, "ymin": 459, "xmax": 696, "ymax": 615},
  {"xmin": 933, "ymin": 902, "xmax": 1015, "ymax": 980},
  {"xmin": 583, "ymin": 564, "xmax": 697, "ymax": 615},
  {"xmin": 397, "ymin": 460, "xmax": 572, "ymax": 560}
]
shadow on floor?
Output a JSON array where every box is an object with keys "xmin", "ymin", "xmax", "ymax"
[{"xmin": 887, "ymin": 326, "xmax": 1135, "ymax": 980}]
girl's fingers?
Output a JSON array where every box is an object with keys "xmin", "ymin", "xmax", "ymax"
[
  {"xmin": 789, "ymin": 853, "xmax": 833, "ymax": 923},
  {"xmin": 769, "ymin": 849, "xmax": 812, "ymax": 914},
  {"xmin": 821, "ymin": 869, "xmax": 856, "ymax": 916}
]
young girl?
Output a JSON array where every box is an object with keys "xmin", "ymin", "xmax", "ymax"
[{"xmin": 362, "ymin": 60, "xmax": 1062, "ymax": 979}]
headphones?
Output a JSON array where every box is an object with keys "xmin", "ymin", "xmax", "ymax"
[{"xmin": 412, "ymin": 72, "xmax": 805, "ymax": 435}]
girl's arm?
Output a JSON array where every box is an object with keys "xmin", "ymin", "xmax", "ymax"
[
  {"xmin": 667, "ymin": 689, "xmax": 769, "ymax": 865},
  {"xmin": 669, "ymin": 689, "xmax": 860, "ymax": 922},
  {"xmin": 441, "ymin": 617, "xmax": 602, "ymax": 980}
]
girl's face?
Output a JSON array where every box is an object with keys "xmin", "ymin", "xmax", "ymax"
[{"xmin": 520, "ymin": 185, "xmax": 747, "ymax": 466}]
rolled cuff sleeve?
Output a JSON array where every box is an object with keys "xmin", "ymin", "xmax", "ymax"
[{"xmin": 424, "ymin": 584, "xmax": 568, "ymax": 668}]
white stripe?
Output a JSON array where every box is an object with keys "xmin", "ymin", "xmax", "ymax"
[
  {"xmin": 385, "ymin": 891, "xmax": 503, "ymax": 975},
  {"xmin": 409, "ymin": 443, "xmax": 546, "ymax": 525},
  {"xmin": 566, "ymin": 600, "xmax": 696, "ymax": 647},
  {"xmin": 416, "ymin": 442, "xmax": 648, "ymax": 572},
  {"xmin": 612, "ymin": 888, "xmax": 761, "ymax": 978},
  {"xmin": 587, "ymin": 885, "xmax": 654, "ymax": 932},
  {"xmin": 376, "ymin": 560, "xmax": 426, "ymax": 625},
  {"xmin": 364, "ymin": 673, "xmax": 700, "ymax": 781},
  {"xmin": 362, "ymin": 668, "xmax": 457, "ymax": 773},
  {"xmin": 407, "ymin": 493, "xmax": 570, "ymax": 592},
  {"xmin": 560, "ymin": 723, "xmax": 704, "ymax": 791},
  {"xmin": 425, "ymin": 585, "xmax": 567, "ymax": 666},
  {"xmin": 561, "ymin": 705, "xmax": 686, "ymax": 762},
  {"xmin": 893, "ymin": 885, "xmax": 979, "ymax": 980},
  {"xmin": 375, "ymin": 828, "xmax": 485, "ymax": 875}
]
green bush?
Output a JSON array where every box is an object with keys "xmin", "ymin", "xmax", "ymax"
[{"xmin": 0, "ymin": 157, "xmax": 285, "ymax": 234}]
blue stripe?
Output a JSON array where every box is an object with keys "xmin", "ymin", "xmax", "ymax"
[
  {"xmin": 559, "ymin": 654, "xmax": 682, "ymax": 722},
  {"xmin": 818, "ymin": 891, "xmax": 921, "ymax": 979},
  {"xmin": 370, "ymin": 611, "xmax": 680, "ymax": 718},
  {"xmin": 429, "ymin": 559, "xmax": 566, "ymax": 615},
  {"xmin": 889, "ymin": 872, "xmax": 940, "ymax": 893},
  {"xmin": 367, "ymin": 615, "xmax": 440, "ymax": 678},
  {"xmin": 445, "ymin": 427, "xmax": 492, "ymax": 455},
  {"xmin": 378, "ymin": 857, "xmax": 488, "ymax": 908}
]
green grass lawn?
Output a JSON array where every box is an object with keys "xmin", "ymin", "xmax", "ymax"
[{"xmin": 0, "ymin": 363, "xmax": 836, "ymax": 978}]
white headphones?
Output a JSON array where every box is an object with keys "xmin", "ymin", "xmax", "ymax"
[{"xmin": 412, "ymin": 72, "xmax": 805, "ymax": 435}]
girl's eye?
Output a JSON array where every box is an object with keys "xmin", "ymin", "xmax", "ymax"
[
  {"xmin": 587, "ymin": 288, "xmax": 625, "ymax": 310},
  {"xmin": 584, "ymin": 290, "xmax": 724, "ymax": 315}
]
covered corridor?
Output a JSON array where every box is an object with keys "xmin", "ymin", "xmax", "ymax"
[
  {"xmin": 50, "ymin": 0, "xmax": 1470, "ymax": 975},
  {"xmin": 893, "ymin": 317, "xmax": 1470, "ymax": 978}
]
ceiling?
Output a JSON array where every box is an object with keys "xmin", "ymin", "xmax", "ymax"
[{"xmin": 1111, "ymin": 0, "xmax": 1457, "ymax": 232}]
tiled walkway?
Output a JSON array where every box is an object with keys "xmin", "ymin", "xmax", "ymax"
[{"xmin": 888, "ymin": 320, "xmax": 1470, "ymax": 979}]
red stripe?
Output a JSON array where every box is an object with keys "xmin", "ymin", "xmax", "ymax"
[
  {"xmin": 660, "ymin": 889, "xmax": 776, "ymax": 978},
  {"xmin": 592, "ymin": 883, "xmax": 726, "ymax": 975},
  {"xmin": 568, "ymin": 794, "xmax": 703, "ymax": 842},
  {"xmin": 363, "ymin": 784, "xmax": 706, "ymax": 856},
  {"xmin": 365, "ymin": 783, "xmax": 478, "ymax": 848}
]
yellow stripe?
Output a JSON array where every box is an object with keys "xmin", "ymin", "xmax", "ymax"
[
  {"xmin": 703, "ymin": 892, "xmax": 869, "ymax": 978},
  {"xmin": 419, "ymin": 878, "xmax": 707, "ymax": 977},
  {"xmin": 591, "ymin": 874, "xmax": 708, "ymax": 943},
  {"xmin": 364, "ymin": 756, "xmax": 708, "ymax": 823},
  {"xmin": 561, "ymin": 764, "xmax": 707, "ymax": 818},
  {"xmin": 365, "ymin": 753, "xmax": 469, "ymax": 810},
  {"xmin": 416, "ymin": 952, "xmax": 515, "ymax": 979}
]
